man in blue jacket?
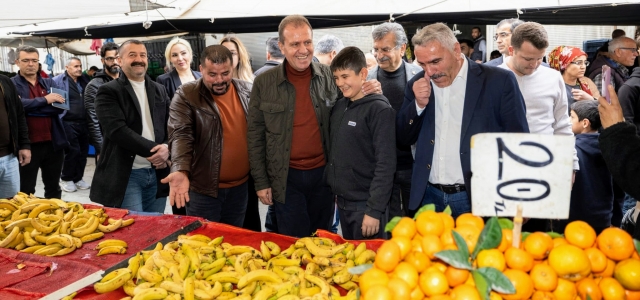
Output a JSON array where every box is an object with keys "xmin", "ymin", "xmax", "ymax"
[
  {"xmin": 11, "ymin": 46, "xmax": 67, "ymax": 198},
  {"xmin": 396, "ymin": 23, "xmax": 529, "ymax": 217}
]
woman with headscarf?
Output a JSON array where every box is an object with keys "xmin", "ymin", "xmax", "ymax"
[
  {"xmin": 220, "ymin": 36, "xmax": 255, "ymax": 83},
  {"xmin": 549, "ymin": 46, "xmax": 601, "ymax": 114}
]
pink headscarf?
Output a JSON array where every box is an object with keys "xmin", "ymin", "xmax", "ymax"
[{"xmin": 548, "ymin": 46, "xmax": 592, "ymax": 96}]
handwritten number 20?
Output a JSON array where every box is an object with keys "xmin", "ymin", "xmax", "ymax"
[{"xmin": 496, "ymin": 138, "xmax": 553, "ymax": 201}]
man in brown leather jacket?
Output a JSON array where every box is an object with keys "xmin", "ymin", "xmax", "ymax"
[{"xmin": 162, "ymin": 45, "xmax": 252, "ymax": 226}]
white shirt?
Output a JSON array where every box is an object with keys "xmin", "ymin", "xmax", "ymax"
[
  {"xmin": 417, "ymin": 54, "xmax": 468, "ymax": 184},
  {"xmin": 129, "ymin": 80, "xmax": 155, "ymax": 169},
  {"xmin": 498, "ymin": 57, "xmax": 579, "ymax": 170}
]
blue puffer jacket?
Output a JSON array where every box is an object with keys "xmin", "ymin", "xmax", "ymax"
[{"xmin": 11, "ymin": 73, "xmax": 68, "ymax": 151}]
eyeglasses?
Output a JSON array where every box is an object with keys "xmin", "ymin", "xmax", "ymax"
[
  {"xmin": 618, "ymin": 47, "xmax": 639, "ymax": 55},
  {"xmin": 373, "ymin": 45, "xmax": 399, "ymax": 54},
  {"xmin": 493, "ymin": 32, "xmax": 511, "ymax": 41},
  {"xmin": 570, "ymin": 60, "xmax": 590, "ymax": 67},
  {"xmin": 104, "ymin": 57, "xmax": 117, "ymax": 62}
]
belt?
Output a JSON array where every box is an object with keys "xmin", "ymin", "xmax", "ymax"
[{"xmin": 429, "ymin": 182, "xmax": 466, "ymax": 194}]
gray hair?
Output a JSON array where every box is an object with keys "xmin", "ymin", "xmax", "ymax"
[
  {"xmin": 266, "ymin": 37, "xmax": 284, "ymax": 59},
  {"xmin": 609, "ymin": 36, "xmax": 635, "ymax": 54},
  {"xmin": 315, "ymin": 35, "xmax": 344, "ymax": 54},
  {"xmin": 65, "ymin": 57, "xmax": 81, "ymax": 66},
  {"xmin": 372, "ymin": 22, "xmax": 408, "ymax": 47},
  {"xmin": 411, "ymin": 23, "xmax": 457, "ymax": 50},
  {"xmin": 510, "ymin": 20, "xmax": 525, "ymax": 33},
  {"xmin": 497, "ymin": 18, "xmax": 522, "ymax": 31}
]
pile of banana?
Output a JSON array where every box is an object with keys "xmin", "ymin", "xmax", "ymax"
[
  {"xmin": 0, "ymin": 192, "xmax": 134, "ymax": 256},
  {"xmin": 94, "ymin": 234, "xmax": 373, "ymax": 300}
]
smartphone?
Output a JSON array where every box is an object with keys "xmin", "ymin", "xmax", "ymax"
[{"xmin": 601, "ymin": 65, "xmax": 611, "ymax": 104}]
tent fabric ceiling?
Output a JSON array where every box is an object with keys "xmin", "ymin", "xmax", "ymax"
[
  {"xmin": 13, "ymin": 3, "xmax": 640, "ymax": 39},
  {"xmin": 0, "ymin": 1, "xmax": 132, "ymax": 28}
]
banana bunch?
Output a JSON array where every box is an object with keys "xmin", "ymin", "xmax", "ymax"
[
  {"xmin": 0, "ymin": 192, "xmax": 134, "ymax": 257},
  {"xmin": 94, "ymin": 234, "xmax": 366, "ymax": 300}
]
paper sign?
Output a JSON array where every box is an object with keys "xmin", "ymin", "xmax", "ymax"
[{"xmin": 470, "ymin": 133, "xmax": 574, "ymax": 219}]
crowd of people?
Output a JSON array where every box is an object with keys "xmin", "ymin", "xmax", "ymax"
[{"xmin": 1, "ymin": 15, "xmax": 639, "ymax": 240}]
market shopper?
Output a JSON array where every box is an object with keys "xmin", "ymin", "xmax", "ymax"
[
  {"xmin": 397, "ymin": 23, "xmax": 529, "ymax": 217},
  {"xmin": 11, "ymin": 46, "xmax": 67, "ymax": 199},
  {"xmin": 254, "ymin": 37, "xmax": 284, "ymax": 77},
  {"xmin": 91, "ymin": 40, "xmax": 170, "ymax": 213},
  {"xmin": 84, "ymin": 42, "xmax": 120, "ymax": 160},
  {"xmin": 53, "ymin": 57, "xmax": 92, "ymax": 193},
  {"xmin": 220, "ymin": 36, "xmax": 255, "ymax": 83},
  {"xmin": 588, "ymin": 36, "xmax": 638, "ymax": 93},
  {"xmin": 548, "ymin": 45, "xmax": 601, "ymax": 114},
  {"xmin": 485, "ymin": 19, "xmax": 523, "ymax": 67},
  {"xmin": 162, "ymin": 45, "xmax": 252, "ymax": 227},
  {"xmin": 0, "ymin": 74, "xmax": 30, "ymax": 199},
  {"xmin": 367, "ymin": 22, "xmax": 421, "ymax": 218}
]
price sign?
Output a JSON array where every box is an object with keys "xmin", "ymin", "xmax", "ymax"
[{"xmin": 470, "ymin": 133, "xmax": 574, "ymax": 219}]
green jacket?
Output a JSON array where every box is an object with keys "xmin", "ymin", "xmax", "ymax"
[{"xmin": 248, "ymin": 61, "xmax": 338, "ymax": 204}]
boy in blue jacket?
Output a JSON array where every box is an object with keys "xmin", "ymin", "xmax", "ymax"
[
  {"xmin": 326, "ymin": 47, "xmax": 396, "ymax": 239},
  {"xmin": 553, "ymin": 100, "xmax": 615, "ymax": 234}
]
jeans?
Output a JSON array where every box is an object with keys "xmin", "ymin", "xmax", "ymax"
[
  {"xmin": 19, "ymin": 141, "xmax": 63, "ymax": 199},
  {"xmin": 390, "ymin": 168, "xmax": 414, "ymax": 218},
  {"xmin": 60, "ymin": 121, "xmax": 89, "ymax": 182},
  {"xmin": 0, "ymin": 154, "xmax": 20, "ymax": 198},
  {"xmin": 121, "ymin": 168, "xmax": 164, "ymax": 213},
  {"xmin": 274, "ymin": 166, "xmax": 334, "ymax": 237},
  {"xmin": 420, "ymin": 183, "xmax": 471, "ymax": 219},
  {"xmin": 186, "ymin": 181, "xmax": 248, "ymax": 227}
]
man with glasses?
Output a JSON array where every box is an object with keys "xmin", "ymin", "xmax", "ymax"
[
  {"xmin": 485, "ymin": 19, "xmax": 522, "ymax": 67},
  {"xmin": 589, "ymin": 36, "xmax": 638, "ymax": 93},
  {"xmin": 367, "ymin": 22, "xmax": 421, "ymax": 218},
  {"xmin": 84, "ymin": 42, "xmax": 120, "ymax": 161}
]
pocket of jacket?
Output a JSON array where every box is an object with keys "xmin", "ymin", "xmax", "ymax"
[{"xmin": 259, "ymin": 102, "xmax": 286, "ymax": 134}]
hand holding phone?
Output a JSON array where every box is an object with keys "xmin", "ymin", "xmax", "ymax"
[{"xmin": 601, "ymin": 65, "xmax": 611, "ymax": 104}]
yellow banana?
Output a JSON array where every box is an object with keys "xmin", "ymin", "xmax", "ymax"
[
  {"xmin": 216, "ymin": 292, "xmax": 238, "ymax": 300},
  {"xmin": 63, "ymin": 208, "xmax": 75, "ymax": 222},
  {"xmin": 186, "ymin": 234, "xmax": 212, "ymax": 243},
  {"xmin": 318, "ymin": 266, "xmax": 334, "ymax": 278},
  {"xmin": 338, "ymin": 281, "xmax": 359, "ymax": 291},
  {"xmin": 205, "ymin": 271, "xmax": 240, "ymax": 284},
  {"xmin": 354, "ymin": 249, "xmax": 376, "ymax": 265},
  {"xmin": 178, "ymin": 255, "xmax": 190, "ymax": 279},
  {"xmin": 234, "ymin": 252, "xmax": 252, "ymax": 276},
  {"xmin": 123, "ymin": 280, "xmax": 137, "ymax": 297},
  {"xmin": 0, "ymin": 226, "xmax": 20, "ymax": 248},
  {"xmin": 46, "ymin": 234, "xmax": 74, "ymax": 248},
  {"xmin": 33, "ymin": 234, "xmax": 50, "ymax": 244},
  {"xmin": 70, "ymin": 215, "xmax": 99, "ymax": 237},
  {"xmin": 253, "ymin": 286, "xmax": 276, "ymax": 300},
  {"xmin": 301, "ymin": 238, "xmax": 347, "ymax": 258},
  {"xmin": 60, "ymin": 291, "xmax": 76, "ymax": 300},
  {"xmin": 0, "ymin": 199, "xmax": 19, "ymax": 211},
  {"xmin": 291, "ymin": 248, "xmax": 311, "ymax": 260},
  {"xmin": 133, "ymin": 282, "xmax": 156, "ymax": 295},
  {"xmin": 159, "ymin": 280, "xmax": 184, "ymax": 294},
  {"xmin": 342, "ymin": 243, "xmax": 355, "ymax": 255},
  {"xmin": 121, "ymin": 218, "xmax": 135, "ymax": 227},
  {"xmin": 94, "ymin": 269, "xmax": 132, "ymax": 294},
  {"xmin": 98, "ymin": 219, "xmax": 122, "ymax": 233},
  {"xmin": 127, "ymin": 253, "xmax": 142, "ymax": 278},
  {"xmin": 278, "ymin": 295, "xmax": 301, "ymax": 300},
  {"xmin": 5, "ymin": 218, "xmax": 33, "ymax": 231},
  {"xmin": 100, "ymin": 268, "xmax": 132, "ymax": 283},
  {"xmin": 79, "ymin": 231, "xmax": 104, "ymax": 243},
  {"xmin": 37, "ymin": 212, "xmax": 61, "ymax": 222},
  {"xmin": 280, "ymin": 244, "xmax": 296, "ymax": 257},
  {"xmin": 304, "ymin": 274, "xmax": 330, "ymax": 295},
  {"xmin": 72, "ymin": 237, "xmax": 82, "ymax": 248},
  {"xmin": 96, "ymin": 239, "xmax": 128, "ymax": 250},
  {"xmin": 97, "ymin": 245, "xmax": 127, "ymax": 256},
  {"xmin": 223, "ymin": 245, "xmax": 256, "ymax": 257},
  {"xmin": 260, "ymin": 241, "xmax": 272, "ymax": 260},
  {"xmin": 178, "ymin": 238, "xmax": 209, "ymax": 249},
  {"xmin": 268, "ymin": 257, "xmax": 301, "ymax": 269},
  {"xmin": 181, "ymin": 243, "xmax": 200, "ymax": 270},
  {"xmin": 299, "ymin": 286, "xmax": 321, "ymax": 297},
  {"xmin": 353, "ymin": 242, "xmax": 366, "ymax": 258},
  {"xmin": 70, "ymin": 217, "xmax": 89, "ymax": 229},
  {"xmin": 14, "ymin": 241, "xmax": 26, "ymax": 251},
  {"xmin": 139, "ymin": 266, "xmax": 163, "ymax": 283},
  {"xmin": 131, "ymin": 287, "xmax": 167, "ymax": 300},
  {"xmin": 209, "ymin": 281, "xmax": 222, "ymax": 298},
  {"xmin": 169, "ymin": 265, "xmax": 182, "ymax": 283},
  {"xmin": 49, "ymin": 245, "xmax": 76, "ymax": 256},
  {"xmin": 208, "ymin": 236, "xmax": 223, "ymax": 246},
  {"xmin": 265, "ymin": 241, "xmax": 281, "ymax": 256},
  {"xmin": 221, "ymin": 282, "xmax": 233, "ymax": 292},
  {"xmin": 21, "ymin": 228, "xmax": 38, "ymax": 247},
  {"xmin": 20, "ymin": 245, "xmax": 46, "ymax": 253},
  {"xmin": 59, "ymin": 221, "xmax": 71, "ymax": 235},
  {"xmin": 183, "ymin": 276, "xmax": 195, "ymax": 300},
  {"xmin": 237, "ymin": 269, "xmax": 283, "ymax": 289},
  {"xmin": 27, "ymin": 203, "xmax": 59, "ymax": 219},
  {"xmin": 272, "ymin": 266, "xmax": 290, "ymax": 280},
  {"xmin": 0, "ymin": 208, "xmax": 12, "ymax": 218}
]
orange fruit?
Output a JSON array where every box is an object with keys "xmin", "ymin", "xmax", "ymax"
[
  {"xmin": 360, "ymin": 267, "xmax": 390, "ymax": 295},
  {"xmin": 576, "ymin": 277, "xmax": 603, "ymax": 300},
  {"xmin": 410, "ymin": 285, "xmax": 425, "ymax": 300},
  {"xmin": 477, "ymin": 249, "xmax": 506, "ymax": 271},
  {"xmin": 392, "ymin": 236, "xmax": 412, "ymax": 260},
  {"xmin": 505, "ymin": 247, "xmax": 534, "ymax": 272},
  {"xmin": 392, "ymin": 217, "xmax": 417, "ymax": 239},
  {"xmin": 626, "ymin": 289, "xmax": 640, "ymax": 300},
  {"xmin": 598, "ymin": 277, "xmax": 626, "ymax": 300},
  {"xmin": 364, "ymin": 284, "xmax": 393, "ymax": 300},
  {"xmin": 464, "ymin": 273, "xmax": 475, "ymax": 287},
  {"xmin": 415, "ymin": 211, "xmax": 445, "ymax": 237},
  {"xmin": 388, "ymin": 277, "xmax": 412, "ymax": 300},
  {"xmin": 450, "ymin": 284, "xmax": 481, "ymax": 300},
  {"xmin": 593, "ymin": 258, "xmax": 616, "ymax": 278},
  {"xmin": 498, "ymin": 229, "xmax": 513, "ymax": 252},
  {"xmin": 392, "ymin": 262, "xmax": 419, "ymax": 289},
  {"xmin": 531, "ymin": 291, "xmax": 556, "ymax": 300},
  {"xmin": 431, "ymin": 261, "xmax": 448, "ymax": 273},
  {"xmin": 548, "ymin": 244, "xmax": 591, "ymax": 282},
  {"xmin": 430, "ymin": 295, "xmax": 454, "ymax": 300},
  {"xmin": 499, "ymin": 269, "xmax": 534, "ymax": 300},
  {"xmin": 418, "ymin": 269, "xmax": 449, "ymax": 296},
  {"xmin": 404, "ymin": 251, "xmax": 431, "ymax": 273},
  {"xmin": 443, "ymin": 243, "xmax": 459, "ymax": 251},
  {"xmin": 441, "ymin": 229, "xmax": 455, "ymax": 246},
  {"xmin": 564, "ymin": 220, "xmax": 597, "ymax": 249},
  {"xmin": 444, "ymin": 266, "xmax": 470, "ymax": 288},
  {"xmin": 531, "ymin": 263, "xmax": 559, "ymax": 292},
  {"xmin": 523, "ymin": 232, "xmax": 553, "ymax": 260},
  {"xmin": 456, "ymin": 213, "xmax": 484, "ymax": 230},
  {"xmin": 553, "ymin": 278, "xmax": 578, "ymax": 300},
  {"xmin": 596, "ymin": 227, "xmax": 635, "ymax": 261},
  {"xmin": 489, "ymin": 292, "xmax": 503, "ymax": 300},
  {"xmin": 584, "ymin": 247, "xmax": 608, "ymax": 274},
  {"xmin": 375, "ymin": 241, "xmax": 402, "ymax": 272},
  {"xmin": 613, "ymin": 258, "xmax": 640, "ymax": 291},
  {"xmin": 453, "ymin": 225, "xmax": 481, "ymax": 253},
  {"xmin": 553, "ymin": 237, "xmax": 569, "ymax": 249},
  {"xmin": 411, "ymin": 238, "xmax": 423, "ymax": 253},
  {"xmin": 421, "ymin": 234, "xmax": 443, "ymax": 260},
  {"xmin": 439, "ymin": 212, "xmax": 455, "ymax": 231}
]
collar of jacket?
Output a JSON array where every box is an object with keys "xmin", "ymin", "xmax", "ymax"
[
  {"xmin": 273, "ymin": 59, "xmax": 326, "ymax": 85},
  {"xmin": 15, "ymin": 71, "xmax": 47, "ymax": 87}
]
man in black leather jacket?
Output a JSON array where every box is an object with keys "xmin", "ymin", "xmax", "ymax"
[{"xmin": 84, "ymin": 42, "xmax": 119, "ymax": 159}]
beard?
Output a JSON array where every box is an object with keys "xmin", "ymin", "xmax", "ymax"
[
  {"xmin": 210, "ymin": 81, "xmax": 230, "ymax": 95},
  {"xmin": 104, "ymin": 63, "xmax": 120, "ymax": 75}
]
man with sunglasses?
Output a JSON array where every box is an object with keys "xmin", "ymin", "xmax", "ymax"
[
  {"xmin": 84, "ymin": 42, "xmax": 120, "ymax": 160},
  {"xmin": 589, "ymin": 36, "xmax": 638, "ymax": 94}
]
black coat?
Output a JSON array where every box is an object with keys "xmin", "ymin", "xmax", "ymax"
[
  {"xmin": 155, "ymin": 69, "xmax": 202, "ymax": 101},
  {"xmin": 618, "ymin": 67, "xmax": 640, "ymax": 135},
  {"xmin": 84, "ymin": 70, "xmax": 117, "ymax": 153},
  {"xmin": 90, "ymin": 74, "xmax": 170, "ymax": 207},
  {"xmin": 0, "ymin": 74, "xmax": 30, "ymax": 156}
]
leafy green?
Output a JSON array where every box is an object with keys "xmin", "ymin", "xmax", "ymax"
[
  {"xmin": 385, "ymin": 216, "xmax": 402, "ymax": 232},
  {"xmin": 413, "ymin": 204, "xmax": 436, "ymax": 220},
  {"xmin": 444, "ymin": 205, "xmax": 452, "ymax": 215},
  {"xmin": 477, "ymin": 267, "xmax": 516, "ymax": 294},
  {"xmin": 498, "ymin": 218, "xmax": 514, "ymax": 230},
  {"xmin": 348, "ymin": 264, "xmax": 372, "ymax": 275},
  {"xmin": 471, "ymin": 217, "xmax": 502, "ymax": 259},
  {"xmin": 472, "ymin": 270, "xmax": 491, "ymax": 300},
  {"xmin": 452, "ymin": 230, "xmax": 470, "ymax": 257},
  {"xmin": 434, "ymin": 250, "xmax": 472, "ymax": 270}
]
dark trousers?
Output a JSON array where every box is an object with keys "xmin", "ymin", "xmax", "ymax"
[
  {"xmin": 274, "ymin": 166, "xmax": 334, "ymax": 237},
  {"xmin": 265, "ymin": 204, "xmax": 278, "ymax": 232},
  {"xmin": 337, "ymin": 197, "xmax": 388, "ymax": 240},
  {"xmin": 186, "ymin": 181, "xmax": 248, "ymax": 227},
  {"xmin": 390, "ymin": 168, "xmax": 414, "ymax": 218},
  {"xmin": 242, "ymin": 175, "xmax": 262, "ymax": 231},
  {"xmin": 19, "ymin": 141, "xmax": 63, "ymax": 198},
  {"xmin": 61, "ymin": 121, "xmax": 89, "ymax": 182}
]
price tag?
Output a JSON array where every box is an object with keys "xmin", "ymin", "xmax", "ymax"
[{"xmin": 470, "ymin": 133, "xmax": 574, "ymax": 219}]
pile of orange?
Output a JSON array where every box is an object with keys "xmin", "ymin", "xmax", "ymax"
[{"xmin": 359, "ymin": 212, "xmax": 640, "ymax": 300}]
